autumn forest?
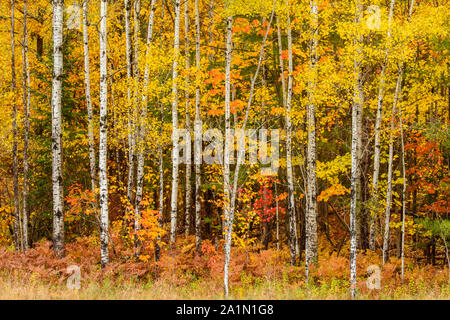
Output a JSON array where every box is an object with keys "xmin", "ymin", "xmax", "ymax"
[{"xmin": 0, "ymin": 0, "xmax": 448, "ymax": 300}]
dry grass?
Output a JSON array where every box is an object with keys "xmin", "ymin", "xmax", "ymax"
[{"xmin": 0, "ymin": 237, "xmax": 448, "ymax": 300}]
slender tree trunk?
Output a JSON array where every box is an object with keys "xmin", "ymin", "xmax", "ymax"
[
  {"xmin": 155, "ymin": 102, "xmax": 164, "ymax": 262},
  {"xmin": 276, "ymin": 15, "xmax": 286, "ymax": 109},
  {"xmin": 83, "ymin": 0, "xmax": 96, "ymax": 195},
  {"xmin": 135, "ymin": 0, "xmax": 156, "ymax": 248},
  {"xmin": 400, "ymin": 96, "xmax": 407, "ymax": 282},
  {"xmin": 223, "ymin": 3, "xmax": 276, "ymax": 296},
  {"xmin": 11, "ymin": 0, "xmax": 21, "ymax": 251},
  {"xmin": 223, "ymin": 13, "xmax": 233, "ymax": 298},
  {"xmin": 401, "ymin": 0, "xmax": 415, "ymax": 282},
  {"xmin": 21, "ymin": 0, "xmax": 31, "ymax": 252},
  {"xmin": 133, "ymin": 1, "xmax": 141, "ymax": 239},
  {"xmin": 275, "ymin": 181, "xmax": 279, "ymax": 250},
  {"xmin": 194, "ymin": 0, "xmax": 202, "ymax": 253},
  {"xmin": 99, "ymin": 0, "xmax": 109, "ymax": 268},
  {"xmin": 350, "ymin": 0, "xmax": 364, "ymax": 299},
  {"xmin": 383, "ymin": 66, "xmax": 403, "ymax": 266},
  {"xmin": 184, "ymin": 0, "xmax": 192, "ymax": 237},
  {"xmin": 125, "ymin": 0, "xmax": 135, "ymax": 205},
  {"xmin": 286, "ymin": 5, "xmax": 299, "ymax": 265},
  {"xmin": 170, "ymin": 0, "xmax": 181, "ymax": 245},
  {"xmin": 207, "ymin": 0, "xmax": 215, "ymax": 62},
  {"xmin": 305, "ymin": 0, "xmax": 318, "ymax": 280},
  {"xmin": 369, "ymin": 0, "xmax": 396, "ymax": 251},
  {"xmin": 51, "ymin": 0, "xmax": 65, "ymax": 257}
]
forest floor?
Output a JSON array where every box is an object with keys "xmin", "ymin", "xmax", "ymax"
[{"xmin": 0, "ymin": 236, "xmax": 448, "ymax": 300}]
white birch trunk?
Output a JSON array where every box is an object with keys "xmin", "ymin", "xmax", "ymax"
[
  {"xmin": 21, "ymin": 0, "xmax": 31, "ymax": 252},
  {"xmin": 83, "ymin": 0, "xmax": 96, "ymax": 195},
  {"xmin": 51, "ymin": 0, "xmax": 65, "ymax": 257},
  {"xmin": 135, "ymin": 0, "xmax": 155, "ymax": 247},
  {"xmin": 11, "ymin": 0, "xmax": 21, "ymax": 251},
  {"xmin": 223, "ymin": 13, "xmax": 233, "ymax": 298},
  {"xmin": 99, "ymin": 0, "xmax": 109, "ymax": 268},
  {"xmin": 305, "ymin": 0, "xmax": 318, "ymax": 280},
  {"xmin": 170, "ymin": 0, "xmax": 181, "ymax": 244},
  {"xmin": 276, "ymin": 15, "xmax": 286, "ymax": 109},
  {"xmin": 383, "ymin": 66, "xmax": 403, "ymax": 266},
  {"xmin": 155, "ymin": 102, "xmax": 164, "ymax": 261},
  {"xmin": 369, "ymin": 0, "xmax": 396, "ymax": 251},
  {"xmin": 223, "ymin": 3, "xmax": 276, "ymax": 296},
  {"xmin": 184, "ymin": 0, "xmax": 192, "ymax": 237},
  {"xmin": 350, "ymin": 0, "xmax": 364, "ymax": 299},
  {"xmin": 401, "ymin": 0, "xmax": 415, "ymax": 281},
  {"xmin": 194, "ymin": 0, "xmax": 202, "ymax": 253},
  {"xmin": 125, "ymin": 0, "xmax": 135, "ymax": 204},
  {"xmin": 286, "ymin": 7, "xmax": 299, "ymax": 265}
]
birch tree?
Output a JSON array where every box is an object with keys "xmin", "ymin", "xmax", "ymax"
[
  {"xmin": 51, "ymin": 0, "xmax": 65, "ymax": 257},
  {"xmin": 350, "ymin": 0, "xmax": 364, "ymax": 299},
  {"xmin": 194, "ymin": 0, "xmax": 202, "ymax": 253},
  {"xmin": 223, "ymin": 13, "xmax": 232, "ymax": 297},
  {"xmin": 223, "ymin": 2, "xmax": 276, "ymax": 297},
  {"xmin": 285, "ymin": 5, "xmax": 299, "ymax": 265},
  {"xmin": 21, "ymin": 0, "xmax": 31, "ymax": 251},
  {"xmin": 401, "ymin": 0, "xmax": 415, "ymax": 281},
  {"xmin": 184, "ymin": 0, "xmax": 192, "ymax": 237},
  {"xmin": 135, "ymin": 0, "xmax": 156, "ymax": 246},
  {"xmin": 10, "ymin": 0, "xmax": 21, "ymax": 251},
  {"xmin": 125, "ymin": 0, "xmax": 135, "ymax": 204},
  {"xmin": 305, "ymin": 0, "xmax": 318, "ymax": 280},
  {"xmin": 132, "ymin": 0, "xmax": 141, "ymax": 247},
  {"xmin": 170, "ymin": 0, "xmax": 181, "ymax": 244},
  {"xmin": 99, "ymin": 0, "xmax": 109, "ymax": 267},
  {"xmin": 369, "ymin": 0, "xmax": 396, "ymax": 251},
  {"xmin": 83, "ymin": 0, "xmax": 96, "ymax": 195}
]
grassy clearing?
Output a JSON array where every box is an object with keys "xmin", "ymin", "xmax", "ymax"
[{"xmin": 0, "ymin": 272, "xmax": 448, "ymax": 300}]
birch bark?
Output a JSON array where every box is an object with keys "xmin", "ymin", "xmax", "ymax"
[
  {"xmin": 99, "ymin": 0, "xmax": 109, "ymax": 267},
  {"xmin": 170, "ymin": 0, "xmax": 181, "ymax": 244},
  {"xmin": 135, "ymin": 0, "xmax": 156, "ymax": 247},
  {"xmin": 51, "ymin": 0, "xmax": 65, "ymax": 257},
  {"xmin": 383, "ymin": 65, "xmax": 403, "ymax": 266},
  {"xmin": 194, "ymin": 0, "xmax": 202, "ymax": 253},
  {"xmin": 184, "ymin": 0, "xmax": 192, "ymax": 237},
  {"xmin": 350, "ymin": 0, "xmax": 364, "ymax": 299},
  {"xmin": 369, "ymin": 0, "xmax": 396, "ymax": 251},
  {"xmin": 83, "ymin": 0, "xmax": 96, "ymax": 195},
  {"xmin": 305, "ymin": 0, "xmax": 318, "ymax": 280},
  {"xmin": 286, "ymin": 6, "xmax": 299, "ymax": 265},
  {"xmin": 125, "ymin": 0, "xmax": 135, "ymax": 205},
  {"xmin": 22, "ymin": 0, "xmax": 31, "ymax": 251}
]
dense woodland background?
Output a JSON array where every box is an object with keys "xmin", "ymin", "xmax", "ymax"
[{"xmin": 0, "ymin": 0, "xmax": 448, "ymax": 299}]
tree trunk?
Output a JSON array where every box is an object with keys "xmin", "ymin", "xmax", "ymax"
[
  {"xmin": 286, "ymin": 5, "xmax": 299, "ymax": 265},
  {"xmin": 99, "ymin": 0, "xmax": 109, "ymax": 268},
  {"xmin": 11, "ymin": 0, "xmax": 21, "ymax": 251},
  {"xmin": 83, "ymin": 0, "xmax": 96, "ymax": 196},
  {"xmin": 276, "ymin": 15, "xmax": 286, "ymax": 109},
  {"xmin": 305, "ymin": 0, "xmax": 319, "ymax": 280},
  {"xmin": 125, "ymin": 0, "xmax": 135, "ymax": 205},
  {"xmin": 135, "ymin": 0, "xmax": 156, "ymax": 249},
  {"xmin": 223, "ymin": 13, "xmax": 233, "ymax": 298},
  {"xmin": 51, "ymin": 0, "xmax": 65, "ymax": 257},
  {"xmin": 170, "ymin": 0, "xmax": 181, "ymax": 245},
  {"xmin": 184, "ymin": 0, "xmax": 192, "ymax": 237},
  {"xmin": 369, "ymin": 0, "xmax": 396, "ymax": 251},
  {"xmin": 383, "ymin": 66, "xmax": 403, "ymax": 266},
  {"xmin": 21, "ymin": 0, "xmax": 31, "ymax": 252},
  {"xmin": 350, "ymin": 0, "xmax": 364, "ymax": 299},
  {"xmin": 194, "ymin": 0, "xmax": 202, "ymax": 253},
  {"xmin": 223, "ymin": 3, "xmax": 276, "ymax": 296}
]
